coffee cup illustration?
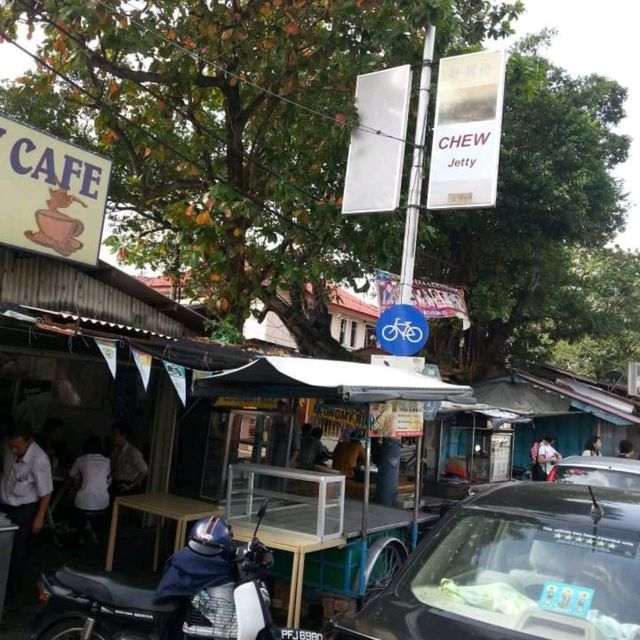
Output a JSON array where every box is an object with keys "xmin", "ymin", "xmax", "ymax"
[{"xmin": 25, "ymin": 179, "xmax": 88, "ymax": 257}]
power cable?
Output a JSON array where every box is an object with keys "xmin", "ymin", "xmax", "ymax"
[
  {"xmin": 90, "ymin": 0, "xmax": 420, "ymax": 148},
  {"xmin": 1, "ymin": 31, "xmax": 313, "ymax": 237},
  {"xmin": 20, "ymin": 4, "xmax": 320, "ymax": 207}
]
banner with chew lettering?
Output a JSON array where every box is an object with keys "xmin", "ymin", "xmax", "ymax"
[
  {"xmin": 0, "ymin": 114, "xmax": 112, "ymax": 266},
  {"xmin": 427, "ymin": 50, "xmax": 506, "ymax": 210}
]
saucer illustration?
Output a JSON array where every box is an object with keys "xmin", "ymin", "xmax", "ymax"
[{"xmin": 25, "ymin": 182, "xmax": 87, "ymax": 257}]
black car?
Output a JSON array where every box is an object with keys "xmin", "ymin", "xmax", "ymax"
[{"xmin": 333, "ymin": 483, "xmax": 640, "ymax": 640}]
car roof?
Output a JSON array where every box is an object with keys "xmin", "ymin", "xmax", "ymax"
[
  {"xmin": 466, "ymin": 482, "xmax": 640, "ymax": 532},
  {"xmin": 559, "ymin": 455, "xmax": 640, "ymax": 474}
]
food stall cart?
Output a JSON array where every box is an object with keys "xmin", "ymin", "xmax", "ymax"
[
  {"xmin": 423, "ymin": 401, "xmax": 530, "ymax": 500},
  {"xmin": 195, "ymin": 355, "xmax": 472, "ymax": 625}
]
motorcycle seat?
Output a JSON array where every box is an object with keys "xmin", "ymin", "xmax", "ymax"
[{"xmin": 55, "ymin": 566, "xmax": 181, "ymax": 613}]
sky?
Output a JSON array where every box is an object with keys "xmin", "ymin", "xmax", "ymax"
[
  {"xmin": 486, "ymin": 0, "xmax": 640, "ymax": 250},
  {"xmin": 0, "ymin": 0, "xmax": 638, "ymax": 263}
]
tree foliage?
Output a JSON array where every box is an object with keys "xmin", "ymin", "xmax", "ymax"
[
  {"xmin": 415, "ymin": 35, "xmax": 630, "ymax": 378},
  {"xmin": 0, "ymin": 0, "xmax": 522, "ymax": 356},
  {"xmin": 547, "ymin": 248, "xmax": 640, "ymax": 380}
]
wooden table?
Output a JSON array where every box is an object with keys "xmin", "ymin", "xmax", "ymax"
[
  {"xmin": 105, "ymin": 492, "xmax": 221, "ymax": 572},
  {"xmin": 232, "ymin": 524, "xmax": 345, "ymax": 629}
]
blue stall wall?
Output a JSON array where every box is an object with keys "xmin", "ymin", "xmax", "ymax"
[{"xmin": 513, "ymin": 413, "xmax": 623, "ymax": 469}]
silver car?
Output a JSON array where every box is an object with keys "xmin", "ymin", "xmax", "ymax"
[{"xmin": 549, "ymin": 455, "xmax": 640, "ymax": 490}]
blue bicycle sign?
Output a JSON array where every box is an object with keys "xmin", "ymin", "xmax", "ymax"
[{"xmin": 376, "ymin": 304, "xmax": 429, "ymax": 356}]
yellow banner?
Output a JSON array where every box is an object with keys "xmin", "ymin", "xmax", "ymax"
[
  {"xmin": 370, "ymin": 400, "xmax": 424, "ymax": 438},
  {"xmin": 314, "ymin": 402, "xmax": 366, "ymax": 428},
  {"xmin": 214, "ymin": 396, "xmax": 280, "ymax": 411},
  {"xmin": 0, "ymin": 114, "xmax": 112, "ymax": 266}
]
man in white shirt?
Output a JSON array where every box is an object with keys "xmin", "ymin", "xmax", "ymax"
[
  {"xmin": 110, "ymin": 421, "xmax": 148, "ymax": 495},
  {"xmin": 0, "ymin": 422, "xmax": 53, "ymax": 599}
]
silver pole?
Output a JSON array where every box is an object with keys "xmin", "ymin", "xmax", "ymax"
[
  {"xmin": 399, "ymin": 25, "xmax": 436, "ymax": 304},
  {"xmin": 362, "ymin": 422, "xmax": 372, "ymax": 540}
]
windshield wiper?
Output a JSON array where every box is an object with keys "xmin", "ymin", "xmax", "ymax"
[{"xmin": 588, "ymin": 485, "xmax": 605, "ymax": 524}]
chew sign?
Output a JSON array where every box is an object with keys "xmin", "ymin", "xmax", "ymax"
[
  {"xmin": 0, "ymin": 114, "xmax": 112, "ymax": 265},
  {"xmin": 427, "ymin": 50, "xmax": 506, "ymax": 210}
]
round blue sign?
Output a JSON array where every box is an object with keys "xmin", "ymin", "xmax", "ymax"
[{"xmin": 375, "ymin": 304, "xmax": 429, "ymax": 356}]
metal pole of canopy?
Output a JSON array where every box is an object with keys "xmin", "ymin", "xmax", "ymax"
[
  {"xmin": 411, "ymin": 428, "xmax": 424, "ymax": 550},
  {"xmin": 358, "ymin": 406, "xmax": 372, "ymax": 596},
  {"xmin": 470, "ymin": 412, "xmax": 477, "ymax": 485}
]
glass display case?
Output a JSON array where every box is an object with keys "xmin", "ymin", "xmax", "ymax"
[{"xmin": 226, "ymin": 463, "xmax": 345, "ymax": 542}]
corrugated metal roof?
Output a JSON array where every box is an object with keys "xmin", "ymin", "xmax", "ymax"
[
  {"xmin": 513, "ymin": 371, "xmax": 640, "ymax": 426},
  {"xmin": 21, "ymin": 305, "xmax": 178, "ymax": 340},
  {"xmin": 0, "ymin": 248, "xmax": 203, "ymax": 337}
]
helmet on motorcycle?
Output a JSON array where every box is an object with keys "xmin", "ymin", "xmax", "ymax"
[{"xmin": 188, "ymin": 516, "xmax": 233, "ymax": 556}]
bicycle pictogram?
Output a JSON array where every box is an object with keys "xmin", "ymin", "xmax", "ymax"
[
  {"xmin": 380, "ymin": 318, "xmax": 424, "ymax": 343},
  {"xmin": 376, "ymin": 303, "xmax": 429, "ymax": 356}
]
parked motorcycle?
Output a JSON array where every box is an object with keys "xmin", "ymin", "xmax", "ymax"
[{"xmin": 31, "ymin": 503, "xmax": 322, "ymax": 640}]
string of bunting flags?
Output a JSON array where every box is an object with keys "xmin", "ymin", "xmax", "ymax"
[{"xmin": 92, "ymin": 337, "xmax": 215, "ymax": 407}]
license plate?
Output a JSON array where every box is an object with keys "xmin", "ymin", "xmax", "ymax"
[{"xmin": 278, "ymin": 629, "xmax": 323, "ymax": 640}]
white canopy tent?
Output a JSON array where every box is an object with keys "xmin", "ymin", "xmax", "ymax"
[
  {"xmin": 194, "ymin": 355, "xmax": 472, "ymax": 402},
  {"xmin": 195, "ymin": 355, "xmax": 473, "ymax": 592}
]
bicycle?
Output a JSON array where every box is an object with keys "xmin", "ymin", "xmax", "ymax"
[{"xmin": 381, "ymin": 318, "xmax": 424, "ymax": 343}]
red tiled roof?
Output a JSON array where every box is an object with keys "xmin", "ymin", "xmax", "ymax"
[
  {"xmin": 329, "ymin": 287, "xmax": 379, "ymax": 320},
  {"xmin": 138, "ymin": 276, "xmax": 173, "ymax": 288},
  {"xmin": 140, "ymin": 277, "xmax": 379, "ymax": 320}
]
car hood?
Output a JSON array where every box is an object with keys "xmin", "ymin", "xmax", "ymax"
[{"xmin": 333, "ymin": 593, "xmax": 541, "ymax": 640}]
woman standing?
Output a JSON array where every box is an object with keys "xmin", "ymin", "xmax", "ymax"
[{"xmin": 582, "ymin": 435, "xmax": 602, "ymax": 457}]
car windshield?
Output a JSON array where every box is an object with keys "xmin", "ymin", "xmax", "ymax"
[
  {"xmin": 406, "ymin": 510, "xmax": 640, "ymax": 640},
  {"xmin": 556, "ymin": 466, "xmax": 640, "ymax": 491}
]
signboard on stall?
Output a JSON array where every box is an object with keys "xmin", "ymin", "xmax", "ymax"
[
  {"xmin": 369, "ymin": 400, "xmax": 424, "ymax": 438},
  {"xmin": 426, "ymin": 50, "xmax": 506, "ymax": 210},
  {"xmin": 214, "ymin": 396, "xmax": 280, "ymax": 411},
  {"xmin": 0, "ymin": 114, "xmax": 112, "ymax": 266},
  {"xmin": 314, "ymin": 400, "xmax": 367, "ymax": 429}
]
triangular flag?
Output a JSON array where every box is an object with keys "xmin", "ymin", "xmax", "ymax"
[
  {"xmin": 132, "ymin": 347, "xmax": 153, "ymax": 391},
  {"xmin": 191, "ymin": 369, "xmax": 215, "ymax": 392},
  {"xmin": 163, "ymin": 360, "xmax": 187, "ymax": 406},
  {"xmin": 94, "ymin": 338, "xmax": 117, "ymax": 379}
]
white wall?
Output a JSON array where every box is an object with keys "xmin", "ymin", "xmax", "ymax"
[
  {"xmin": 243, "ymin": 303, "xmax": 375, "ymax": 351},
  {"xmin": 330, "ymin": 314, "xmax": 375, "ymax": 351},
  {"xmin": 243, "ymin": 306, "xmax": 298, "ymax": 350}
]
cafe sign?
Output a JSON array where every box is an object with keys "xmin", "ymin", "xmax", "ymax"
[{"xmin": 0, "ymin": 114, "xmax": 112, "ymax": 266}]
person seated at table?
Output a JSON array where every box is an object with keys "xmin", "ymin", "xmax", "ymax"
[
  {"xmin": 110, "ymin": 421, "xmax": 148, "ymax": 496},
  {"xmin": 299, "ymin": 427, "xmax": 330, "ymax": 468},
  {"xmin": 332, "ymin": 429, "xmax": 366, "ymax": 479},
  {"xmin": 36, "ymin": 417, "xmax": 68, "ymax": 473},
  {"xmin": 69, "ymin": 435, "xmax": 111, "ymax": 542}
]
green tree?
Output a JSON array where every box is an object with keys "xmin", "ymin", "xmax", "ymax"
[
  {"xmin": 1, "ymin": 0, "xmax": 521, "ymax": 354},
  {"xmin": 415, "ymin": 34, "xmax": 630, "ymax": 379},
  {"xmin": 547, "ymin": 248, "xmax": 640, "ymax": 379}
]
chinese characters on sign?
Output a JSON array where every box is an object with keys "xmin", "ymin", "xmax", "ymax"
[{"xmin": 427, "ymin": 50, "xmax": 506, "ymax": 210}]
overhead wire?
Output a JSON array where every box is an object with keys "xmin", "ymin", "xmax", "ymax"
[
  {"xmin": 1, "ymin": 31, "xmax": 314, "ymax": 238},
  {"xmin": 18, "ymin": 3, "xmax": 321, "ymax": 208},
  {"xmin": 91, "ymin": 0, "xmax": 420, "ymax": 148}
]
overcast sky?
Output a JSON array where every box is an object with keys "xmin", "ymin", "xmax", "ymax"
[
  {"xmin": 1, "ymin": 0, "xmax": 638, "ymax": 258},
  {"xmin": 487, "ymin": 0, "xmax": 639, "ymax": 250}
]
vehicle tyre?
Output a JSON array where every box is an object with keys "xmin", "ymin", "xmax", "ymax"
[
  {"xmin": 356, "ymin": 537, "xmax": 408, "ymax": 608},
  {"xmin": 37, "ymin": 619, "xmax": 108, "ymax": 640}
]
